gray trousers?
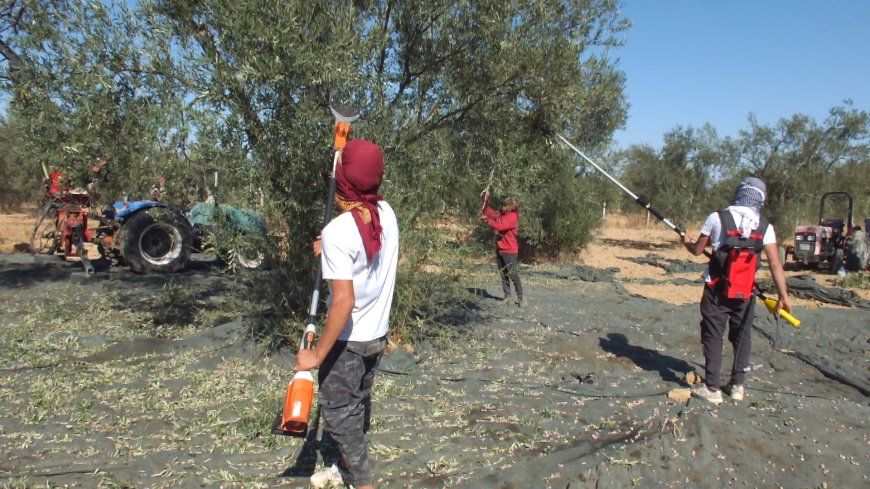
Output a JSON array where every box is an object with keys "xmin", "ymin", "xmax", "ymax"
[
  {"xmin": 318, "ymin": 336, "xmax": 387, "ymax": 487},
  {"xmin": 497, "ymin": 252, "xmax": 523, "ymax": 298},
  {"xmin": 699, "ymin": 284, "xmax": 754, "ymax": 389}
]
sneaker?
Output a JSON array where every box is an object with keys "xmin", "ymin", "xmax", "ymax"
[
  {"xmin": 725, "ymin": 384, "xmax": 745, "ymax": 401},
  {"xmin": 691, "ymin": 384, "xmax": 723, "ymax": 405},
  {"xmin": 310, "ymin": 464, "xmax": 352, "ymax": 488}
]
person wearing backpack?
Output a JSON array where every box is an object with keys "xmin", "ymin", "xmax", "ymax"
[{"xmin": 681, "ymin": 177, "xmax": 792, "ymax": 404}]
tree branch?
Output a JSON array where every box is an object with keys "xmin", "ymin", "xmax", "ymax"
[{"xmin": 184, "ymin": 18, "xmax": 265, "ymax": 151}]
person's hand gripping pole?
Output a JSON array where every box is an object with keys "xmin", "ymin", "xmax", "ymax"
[{"xmin": 754, "ymin": 286, "xmax": 800, "ymax": 327}]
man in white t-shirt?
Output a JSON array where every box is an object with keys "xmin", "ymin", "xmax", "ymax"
[
  {"xmin": 296, "ymin": 139, "xmax": 399, "ymax": 489},
  {"xmin": 682, "ymin": 177, "xmax": 792, "ymax": 405}
]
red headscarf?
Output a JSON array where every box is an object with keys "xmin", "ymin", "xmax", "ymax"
[{"xmin": 335, "ymin": 139, "xmax": 385, "ymax": 261}]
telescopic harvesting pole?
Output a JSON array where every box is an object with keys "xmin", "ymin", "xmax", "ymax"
[
  {"xmin": 556, "ymin": 134, "xmax": 685, "ymax": 237},
  {"xmin": 275, "ymin": 105, "xmax": 363, "ymax": 438},
  {"xmin": 302, "ymin": 104, "xmax": 361, "ymax": 348}
]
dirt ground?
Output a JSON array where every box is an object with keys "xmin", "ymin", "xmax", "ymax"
[
  {"xmin": 0, "ymin": 212, "xmax": 35, "ymax": 254},
  {"xmin": 0, "ymin": 212, "xmax": 867, "ymax": 488}
]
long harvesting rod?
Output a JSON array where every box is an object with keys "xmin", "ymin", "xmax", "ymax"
[{"xmin": 556, "ymin": 134, "xmax": 684, "ymax": 237}]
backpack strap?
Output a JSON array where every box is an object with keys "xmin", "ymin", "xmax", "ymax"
[
  {"xmin": 709, "ymin": 211, "xmax": 731, "ymax": 279},
  {"xmin": 755, "ymin": 216, "xmax": 769, "ymax": 251},
  {"xmin": 718, "ymin": 210, "xmax": 736, "ymax": 249}
]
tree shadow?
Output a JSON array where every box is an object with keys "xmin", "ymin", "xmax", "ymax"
[
  {"xmin": 0, "ymin": 254, "xmax": 115, "ymax": 287},
  {"xmin": 0, "ymin": 253, "xmax": 229, "ymax": 289},
  {"xmin": 599, "ymin": 332, "xmax": 695, "ymax": 383}
]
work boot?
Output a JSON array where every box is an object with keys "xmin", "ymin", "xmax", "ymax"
[
  {"xmin": 691, "ymin": 384, "xmax": 723, "ymax": 405},
  {"xmin": 516, "ymin": 295, "xmax": 526, "ymax": 307}
]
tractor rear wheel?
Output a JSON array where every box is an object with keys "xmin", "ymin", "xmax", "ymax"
[
  {"xmin": 120, "ymin": 208, "xmax": 193, "ymax": 273},
  {"xmin": 233, "ymin": 244, "xmax": 265, "ymax": 269},
  {"xmin": 30, "ymin": 201, "xmax": 59, "ymax": 254},
  {"xmin": 845, "ymin": 230, "xmax": 869, "ymax": 271}
]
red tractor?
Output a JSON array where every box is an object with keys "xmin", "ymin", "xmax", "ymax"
[
  {"xmin": 787, "ymin": 191, "xmax": 858, "ymax": 272},
  {"xmin": 30, "ymin": 159, "xmax": 111, "ymax": 274}
]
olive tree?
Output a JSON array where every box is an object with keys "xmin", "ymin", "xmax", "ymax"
[
  {"xmin": 0, "ymin": 0, "xmax": 192, "ymax": 203},
  {"xmin": 734, "ymin": 102, "xmax": 870, "ymax": 231},
  {"xmin": 617, "ymin": 103, "xmax": 870, "ymax": 236},
  {"xmin": 2, "ymin": 0, "xmax": 632, "ymax": 345}
]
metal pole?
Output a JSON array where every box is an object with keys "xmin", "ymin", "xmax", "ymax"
[
  {"xmin": 557, "ymin": 134, "xmax": 684, "ymax": 237},
  {"xmin": 556, "ymin": 135, "xmax": 639, "ymax": 200}
]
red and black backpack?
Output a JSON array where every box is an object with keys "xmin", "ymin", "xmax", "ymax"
[{"xmin": 709, "ymin": 210, "xmax": 769, "ymax": 299}]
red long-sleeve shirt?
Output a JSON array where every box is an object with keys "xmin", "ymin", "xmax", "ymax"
[{"xmin": 483, "ymin": 207, "xmax": 519, "ymax": 254}]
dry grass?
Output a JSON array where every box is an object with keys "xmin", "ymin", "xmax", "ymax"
[
  {"xmin": 579, "ymin": 214, "xmax": 704, "ymax": 305},
  {"xmin": 582, "ymin": 214, "xmax": 870, "ymax": 305},
  {"xmin": 0, "ymin": 210, "xmax": 36, "ymax": 253}
]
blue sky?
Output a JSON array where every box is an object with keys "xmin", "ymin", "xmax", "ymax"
[
  {"xmin": 612, "ymin": 0, "xmax": 870, "ymax": 149},
  {"xmin": 4, "ymin": 1, "xmax": 867, "ymax": 150}
]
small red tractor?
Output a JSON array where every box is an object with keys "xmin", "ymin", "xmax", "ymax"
[{"xmin": 786, "ymin": 191, "xmax": 868, "ymax": 272}]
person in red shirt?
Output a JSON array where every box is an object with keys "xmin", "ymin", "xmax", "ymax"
[{"xmin": 480, "ymin": 190, "xmax": 524, "ymax": 306}]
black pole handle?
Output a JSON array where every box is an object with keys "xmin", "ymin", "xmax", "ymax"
[
  {"xmin": 310, "ymin": 176, "xmax": 337, "ymax": 297},
  {"xmin": 635, "ymin": 196, "xmax": 684, "ymax": 237}
]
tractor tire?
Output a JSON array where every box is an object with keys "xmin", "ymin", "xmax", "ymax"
[
  {"xmin": 233, "ymin": 245, "xmax": 265, "ymax": 270},
  {"xmin": 845, "ymin": 230, "xmax": 869, "ymax": 271},
  {"xmin": 120, "ymin": 208, "xmax": 193, "ymax": 273},
  {"xmin": 30, "ymin": 201, "xmax": 60, "ymax": 254}
]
